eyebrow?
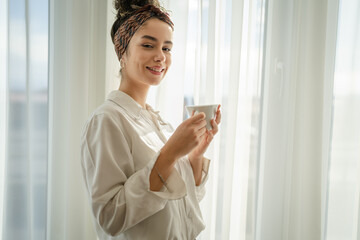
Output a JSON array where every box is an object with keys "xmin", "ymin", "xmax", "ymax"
[{"xmin": 141, "ymin": 35, "xmax": 173, "ymax": 45}]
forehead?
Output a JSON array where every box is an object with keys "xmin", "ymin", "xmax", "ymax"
[{"xmin": 132, "ymin": 18, "xmax": 173, "ymax": 42}]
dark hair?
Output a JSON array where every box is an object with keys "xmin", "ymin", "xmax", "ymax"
[{"xmin": 110, "ymin": 0, "xmax": 162, "ymax": 44}]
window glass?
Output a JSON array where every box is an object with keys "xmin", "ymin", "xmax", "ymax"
[{"xmin": 2, "ymin": 0, "xmax": 49, "ymax": 239}]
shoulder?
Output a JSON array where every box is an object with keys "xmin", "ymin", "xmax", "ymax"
[
  {"xmin": 93, "ymin": 99, "xmax": 122, "ymax": 118},
  {"xmin": 83, "ymin": 100, "xmax": 126, "ymax": 135}
]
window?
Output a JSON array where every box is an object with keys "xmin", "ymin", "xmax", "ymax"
[{"xmin": 0, "ymin": 0, "xmax": 49, "ymax": 239}]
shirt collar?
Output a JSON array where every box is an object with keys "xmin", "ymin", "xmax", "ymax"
[
  {"xmin": 107, "ymin": 90, "xmax": 144, "ymax": 119},
  {"xmin": 107, "ymin": 90, "xmax": 168, "ymax": 126}
]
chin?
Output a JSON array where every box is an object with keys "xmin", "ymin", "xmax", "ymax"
[
  {"xmin": 146, "ymin": 75, "xmax": 166, "ymax": 86},
  {"xmin": 149, "ymin": 78, "xmax": 163, "ymax": 86}
]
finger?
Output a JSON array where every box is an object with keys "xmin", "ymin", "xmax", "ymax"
[
  {"xmin": 210, "ymin": 119, "xmax": 218, "ymax": 134},
  {"xmin": 184, "ymin": 112, "xmax": 205, "ymax": 125},
  {"xmin": 197, "ymin": 127, "xmax": 207, "ymax": 139},
  {"xmin": 191, "ymin": 110, "xmax": 195, "ymax": 116},
  {"xmin": 191, "ymin": 112, "xmax": 206, "ymax": 122},
  {"xmin": 207, "ymin": 131, "xmax": 214, "ymax": 143},
  {"xmin": 215, "ymin": 110, "xmax": 221, "ymax": 125},
  {"xmin": 217, "ymin": 104, "xmax": 221, "ymax": 112},
  {"xmin": 194, "ymin": 119, "xmax": 207, "ymax": 130}
]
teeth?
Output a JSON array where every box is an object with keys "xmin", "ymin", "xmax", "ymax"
[{"xmin": 148, "ymin": 67, "xmax": 163, "ymax": 72}]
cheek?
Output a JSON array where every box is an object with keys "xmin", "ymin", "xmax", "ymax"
[
  {"xmin": 128, "ymin": 57, "xmax": 145, "ymax": 73},
  {"xmin": 135, "ymin": 54, "xmax": 149, "ymax": 69},
  {"xmin": 166, "ymin": 55, "xmax": 172, "ymax": 67}
]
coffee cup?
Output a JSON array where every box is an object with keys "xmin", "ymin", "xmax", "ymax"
[{"xmin": 185, "ymin": 104, "xmax": 219, "ymax": 130}]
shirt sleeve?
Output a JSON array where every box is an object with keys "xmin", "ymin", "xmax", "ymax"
[
  {"xmin": 195, "ymin": 157, "xmax": 211, "ymax": 202},
  {"xmin": 81, "ymin": 113, "xmax": 186, "ymax": 237}
]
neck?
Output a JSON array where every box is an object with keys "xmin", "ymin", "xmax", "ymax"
[{"xmin": 119, "ymin": 80, "xmax": 150, "ymax": 108}]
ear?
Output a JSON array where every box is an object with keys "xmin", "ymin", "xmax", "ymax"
[
  {"xmin": 121, "ymin": 50, "xmax": 130, "ymax": 66},
  {"xmin": 120, "ymin": 58, "xmax": 125, "ymax": 68}
]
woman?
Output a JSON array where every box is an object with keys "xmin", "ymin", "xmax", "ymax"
[{"xmin": 81, "ymin": 1, "xmax": 221, "ymax": 239}]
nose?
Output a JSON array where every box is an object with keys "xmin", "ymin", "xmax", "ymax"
[{"xmin": 154, "ymin": 49, "xmax": 166, "ymax": 62}]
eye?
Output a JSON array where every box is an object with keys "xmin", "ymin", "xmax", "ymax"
[
  {"xmin": 163, "ymin": 47, "xmax": 172, "ymax": 52},
  {"xmin": 142, "ymin": 44, "xmax": 153, "ymax": 48}
]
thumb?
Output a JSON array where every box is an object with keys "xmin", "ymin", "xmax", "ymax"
[{"xmin": 191, "ymin": 112, "xmax": 206, "ymax": 122}]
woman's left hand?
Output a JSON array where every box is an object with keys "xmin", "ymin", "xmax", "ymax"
[{"xmin": 188, "ymin": 105, "xmax": 221, "ymax": 160}]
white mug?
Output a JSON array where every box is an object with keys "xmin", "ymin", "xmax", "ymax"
[{"xmin": 185, "ymin": 104, "xmax": 219, "ymax": 130}]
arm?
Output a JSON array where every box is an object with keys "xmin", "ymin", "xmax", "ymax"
[
  {"xmin": 81, "ymin": 113, "xmax": 186, "ymax": 236},
  {"xmin": 188, "ymin": 155, "xmax": 205, "ymax": 186},
  {"xmin": 149, "ymin": 149, "xmax": 176, "ymax": 191}
]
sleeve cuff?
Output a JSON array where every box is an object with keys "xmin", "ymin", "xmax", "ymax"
[
  {"xmin": 195, "ymin": 157, "xmax": 211, "ymax": 202},
  {"xmin": 146, "ymin": 151, "xmax": 187, "ymax": 200}
]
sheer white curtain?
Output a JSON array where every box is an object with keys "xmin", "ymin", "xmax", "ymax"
[
  {"xmin": 0, "ymin": 0, "xmax": 7, "ymax": 238},
  {"xmin": 0, "ymin": 1, "xmax": 8, "ymax": 238},
  {"xmin": 46, "ymin": 0, "xmax": 109, "ymax": 239},
  {"xmin": 1, "ymin": 0, "xmax": 110, "ymax": 238},
  {"xmin": 324, "ymin": 0, "xmax": 360, "ymax": 239},
  {"xmin": 257, "ymin": 0, "xmax": 328, "ymax": 239},
  {"xmin": 0, "ymin": 0, "xmax": 49, "ymax": 239},
  {"xmin": 47, "ymin": 0, "xmax": 117, "ymax": 239}
]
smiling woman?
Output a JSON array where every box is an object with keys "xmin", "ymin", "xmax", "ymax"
[
  {"xmin": 119, "ymin": 19, "xmax": 173, "ymax": 92},
  {"xmin": 80, "ymin": 0, "xmax": 221, "ymax": 239}
]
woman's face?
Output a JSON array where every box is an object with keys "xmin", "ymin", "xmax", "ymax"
[{"xmin": 121, "ymin": 18, "xmax": 173, "ymax": 88}]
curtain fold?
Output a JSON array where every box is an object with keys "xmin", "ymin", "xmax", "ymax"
[
  {"xmin": 47, "ymin": 0, "xmax": 107, "ymax": 239},
  {"xmin": 324, "ymin": 0, "xmax": 360, "ymax": 239},
  {"xmin": 0, "ymin": 0, "xmax": 7, "ymax": 238},
  {"xmin": 256, "ymin": 0, "xmax": 328, "ymax": 239}
]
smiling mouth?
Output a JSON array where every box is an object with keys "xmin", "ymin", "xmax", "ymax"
[{"xmin": 146, "ymin": 66, "xmax": 164, "ymax": 73}]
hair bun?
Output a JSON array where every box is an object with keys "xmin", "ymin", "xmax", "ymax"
[
  {"xmin": 114, "ymin": 0, "xmax": 161, "ymax": 19},
  {"xmin": 111, "ymin": 0, "xmax": 165, "ymax": 44}
]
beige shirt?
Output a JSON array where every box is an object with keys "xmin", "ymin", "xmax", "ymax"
[{"xmin": 81, "ymin": 90, "xmax": 210, "ymax": 240}]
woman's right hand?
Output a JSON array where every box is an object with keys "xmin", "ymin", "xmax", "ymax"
[
  {"xmin": 161, "ymin": 113, "xmax": 207, "ymax": 161},
  {"xmin": 150, "ymin": 113, "xmax": 207, "ymax": 191}
]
